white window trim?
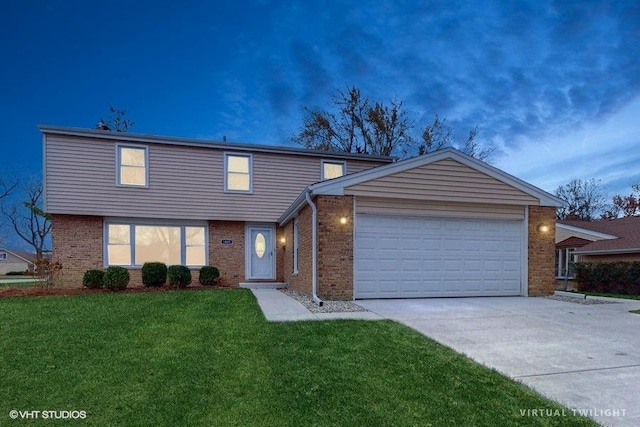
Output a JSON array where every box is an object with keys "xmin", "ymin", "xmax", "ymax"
[
  {"xmin": 103, "ymin": 218, "xmax": 208, "ymax": 268},
  {"xmin": 224, "ymin": 152, "xmax": 253, "ymax": 194},
  {"xmin": 0, "ymin": 253, "xmax": 6, "ymax": 260},
  {"xmin": 116, "ymin": 144, "xmax": 149, "ymax": 188},
  {"xmin": 321, "ymin": 159, "xmax": 347, "ymax": 181},
  {"xmin": 293, "ymin": 217, "xmax": 299, "ymax": 275},
  {"xmin": 555, "ymin": 247, "xmax": 576, "ymax": 279}
]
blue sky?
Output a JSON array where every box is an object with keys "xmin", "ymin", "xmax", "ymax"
[{"xmin": 2, "ymin": 0, "xmax": 640, "ymax": 202}]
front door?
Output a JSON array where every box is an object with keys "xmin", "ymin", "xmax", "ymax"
[{"xmin": 247, "ymin": 226, "xmax": 274, "ymax": 279}]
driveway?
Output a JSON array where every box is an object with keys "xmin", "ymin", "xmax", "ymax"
[{"xmin": 356, "ymin": 296, "xmax": 640, "ymax": 427}]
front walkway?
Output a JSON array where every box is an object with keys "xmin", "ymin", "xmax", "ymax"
[{"xmin": 251, "ymin": 289, "xmax": 383, "ymax": 322}]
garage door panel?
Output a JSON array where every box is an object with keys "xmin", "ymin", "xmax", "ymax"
[{"xmin": 355, "ymin": 214, "xmax": 523, "ymax": 298}]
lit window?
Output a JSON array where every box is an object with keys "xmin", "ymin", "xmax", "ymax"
[
  {"xmin": 225, "ymin": 153, "xmax": 252, "ymax": 192},
  {"xmin": 117, "ymin": 145, "xmax": 148, "ymax": 187},
  {"xmin": 106, "ymin": 221, "xmax": 206, "ymax": 267},
  {"xmin": 322, "ymin": 160, "xmax": 346, "ymax": 180}
]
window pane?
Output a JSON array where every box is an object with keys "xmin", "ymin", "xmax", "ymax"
[
  {"xmin": 228, "ymin": 156, "xmax": 249, "ymax": 173},
  {"xmin": 228, "ymin": 172, "xmax": 250, "ymax": 191},
  {"xmin": 120, "ymin": 166, "xmax": 146, "ymax": 186},
  {"xmin": 186, "ymin": 227, "xmax": 205, "ymax": 245},
  {"xmin": 108, "ymin": 245, "xmax": 131, "ymax": 265},
  {"xmin": 324, "ymin": 163, "xmax": 344, "ymax": 179},
  {"xmin": 121, "ymin": 148, "xmax": 146, "ymax": 166},
  {"xmin": 135, "ymin": 226, "xmax": 181, "ymax": 265},
  {"xmin": 109, "ymin": 224, "xmax": 130, "ymax": 244},
  {"xmin": 186, "ymin": 246, "xmax": 206, "ymax": 266}
]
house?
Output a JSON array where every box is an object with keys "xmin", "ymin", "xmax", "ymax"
[
  {"xmin": 0, "ymin": 248, "xmax": 36, "ymax": 275},
  {"xmin": 41, "ymin": 125, "xmax": 562, "ymax": 299},
  {"xmin": 555, "ymin": 217, "xmax": 640, "ymax": 287}
]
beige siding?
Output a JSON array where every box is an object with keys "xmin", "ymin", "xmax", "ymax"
[
  {"xmin": 355, "ymin": 197, "xmax": 525, "ymax": 220},
  {"xmin": 0, "ymin": 252, "xmax": 31, "ymax": 275},
  {"xmin": 45, "ymin": 135, "xmax": 384, "ymax": 222},
  {"xmin": 345, "ymin": 158, "xmax": 539, "ymax": 205}
]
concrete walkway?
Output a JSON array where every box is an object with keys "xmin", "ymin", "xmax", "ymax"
[{"xmin": 251, "ymin": 289, "xmax": 383, "ymax": 322}]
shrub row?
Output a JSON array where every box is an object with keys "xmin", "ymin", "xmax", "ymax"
[
  {"xmin": 574, "ymin": 261, "xmax": 640, "ymax": 295},
  {"xmin": 82, "ymin": 264, "xmax": 220, "ymax": 291}
]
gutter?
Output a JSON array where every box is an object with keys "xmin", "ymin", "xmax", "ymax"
[{"xmin": 305, "ymin": 190, "xmax": 324, "ymax": 307}]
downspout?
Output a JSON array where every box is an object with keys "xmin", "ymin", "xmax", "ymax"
[{"xmin": 305, "ymin": 189, "xmax": 324, "ymax": 306}]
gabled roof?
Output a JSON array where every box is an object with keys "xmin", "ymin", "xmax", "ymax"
[
  {"xmin": 279, "ymin": 148, "xmax": 564, "ymax": 224},
  {"xmin": 39, "ymin": 125, "xmax": 395, "ymax": 162},
  {"xmin": 0, "ymin": 248, "xmax": 37, "ymax": 264},
  {"xmin": 562, "ymin": 216, "xmax": 640, "ymax": 255}
]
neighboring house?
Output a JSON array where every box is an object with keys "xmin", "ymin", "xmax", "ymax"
[
  {"xmin": 0, "ymin": 248, "xmax": 36, "ymax": 275},
  {"xmin": 42, "ymin": 125, "xmax": 562, "ymax": 299},
  {"xmin": 555, "ymin": 217, "xmax": 640, "ymax": 287}
]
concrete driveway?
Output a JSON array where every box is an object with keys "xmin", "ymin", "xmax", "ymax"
[{"xmin": 356, "ymin": 296, "xmax": 640, "ymax": 427}]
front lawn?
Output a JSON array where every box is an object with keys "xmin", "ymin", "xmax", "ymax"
[
  {"xmin": 581, "ymin": 291, "xmax": 640, "ymax": 300},
  {"xmin": 0, "ymin": 290, "xmax": 596, "ymax": 426}
]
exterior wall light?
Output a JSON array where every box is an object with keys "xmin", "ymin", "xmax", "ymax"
[
  {"xmin": 339, "ymin": 217, "xmax": 348, "ymax": 225},
  {"xmin": 280, "ymin": 236, "xmax": 287, "ymax": 247},
  {"xmin": 537, "ymin": 224, "xmax": 550, "ymax": 233}
]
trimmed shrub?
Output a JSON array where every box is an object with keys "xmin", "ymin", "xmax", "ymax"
[
  {"xmin": 141, "ymin": 262, "xmax": 167, "ymax": 287},
  {"xmin": 575, "ymin": 261, "xmax": 640, "ymax": 295},
  {"xmin": 82, "ymin": 269, "xmax": 105, "ymax": 289},
  {"xmin": 199, "ymin": 266, "xmax": 220, "ymax": 286},
  {"xmin": 103, "ymin": 266, "xmax": 129, "ymax": 292},
  {"xmin": 168, "ymin": 265, "xmax": 192, "ymax": 288}
]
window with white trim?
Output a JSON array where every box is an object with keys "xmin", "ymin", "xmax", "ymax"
[
  {"xmin": 321, "ymin": 160, "xmax": 346, "ymax": 180},
  {"xmin": 117, "ymin": 145, "xmax": 148, "ymax": 187},
  {"xmin": 293, "ymin": 217, "xmax": 299, "ymax": 274},
  {"xmin": 555, "ymin": 248, "xmax": 576, "ymax": 279},
  {"xmin": 225, "ymin": 153, "xmax": 252, "ymax": 192},
  {"xmin": 0, "ymin": 253, "xmax": 7, "ymax": 260},
  {"xmin": 106, "ymin": 221, "xmax": 207, "ymax": 267}
]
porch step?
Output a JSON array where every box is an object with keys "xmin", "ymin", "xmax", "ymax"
[{"xmin": 239, "ymin": 282, "xmax": 288, "ymax": 290}]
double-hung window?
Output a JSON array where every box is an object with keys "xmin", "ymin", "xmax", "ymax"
[
  {"xmin": 106, "ymin": 221, "xmax": 207, "ymax": 267},
  {"xmin": 117, "ymin": 145, "xmax": 148, "ymax": 187},
  {"xmin": 225, "ymin": 153, "xmax": 252, "ymax": 193},
  {"xmin": 555, "ymin": 248, "xmax": 576, "ymax": 279},
  {"xmin": 321, "ymin": 160, "xmax": 346, "ymax": 180}
]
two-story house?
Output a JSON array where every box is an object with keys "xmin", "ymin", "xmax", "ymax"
[{"xmin": 42, "ymin": 125, "xmax": 562, "ymax": 300}]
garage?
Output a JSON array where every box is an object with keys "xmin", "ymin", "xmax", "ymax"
[{"xmin": 354, "ymin": 214, "xmax": 524, "ymax": 299}]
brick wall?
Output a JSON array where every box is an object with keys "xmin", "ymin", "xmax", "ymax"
[
  {"xmin": 528, "ymin": 206, "xmax": 556, "ymax": 296},
  {"xmin": 284, "ymin": 204, "xmax": 313, "ymax": 294},
  {"xmin": 208, "ymin": 221, "xmax": 245, "ymax": 287},
  {"xmin": 51, "ymin": 214, "xmax": 103, "ymax": 287},
  {"xmin": 316, "ymin": 195, "xmax": 354, "ymax": 300}
]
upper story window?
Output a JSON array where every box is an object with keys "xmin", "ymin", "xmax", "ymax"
[
  {"xmin": 225, "ymin": 153, "xmax": 252, "ymax": 193},
  {"xmin": 0, "ymin": 253, "xmax": 6, "ymax": 260},
  {"xmin": 117, "ymin": 145, "xmax": 148, "ymax": 187},
  {"xmin": 321, "ymin": 160, "xmax": 346, "ymax": 181}
]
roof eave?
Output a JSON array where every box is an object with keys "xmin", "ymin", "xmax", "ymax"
[{"xmin": 575, "ymin": 248, "xmax": 640, "ymax": 255}]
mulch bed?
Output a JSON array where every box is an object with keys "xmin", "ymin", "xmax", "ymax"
[{"xmin": 0, "ymin": 284, "xmax": 225, "ymax": 299}]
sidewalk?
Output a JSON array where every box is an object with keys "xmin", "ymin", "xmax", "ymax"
[{"xmin": 251, "ymin": 289, "xmax": 383, "ymax": 322}]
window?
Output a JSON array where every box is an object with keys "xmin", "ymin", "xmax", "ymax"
[
  {"xmin": 106, "ymin": 221, "xmax": 207, "ymax": 267},
  {"xmin": 0, "ymin": 253, "xmax": 6, "ymax": 260},
  {"xmin": 225, "ymin": 153, "xmax": 252, "ymax": 192},
  {"xmin": 555, "ymin": 248, "xmax": 576, "ymax": 279},
  {"xmin": 117, "ymin": 145, "xmax": 148, "ymax": 187},
  {"xmin": 293, "ymin": 217, "xmax": 299, "ymax": 274},
  {"xmin": 321, "ymin": 160, "xmax": 346, "ymax": 180}
]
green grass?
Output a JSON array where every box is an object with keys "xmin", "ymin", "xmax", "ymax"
[
  {"xmin": 0, "ymin": 279, "xmax": 40, "ymax": 288},
  {"xmin": 580, "ymin": 291, "xmax": 640, "ymax": 300},
  {"xmin": 0, "ymin": 289, "xmax": 597, "ymax": 426}
]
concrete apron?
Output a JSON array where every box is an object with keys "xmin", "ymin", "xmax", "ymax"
[{"xmin": 356, "ymin": 296, "xmax": 640, "ymax": 427}]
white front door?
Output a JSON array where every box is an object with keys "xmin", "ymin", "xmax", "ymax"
[{"xmin": 247, "ymin": 226, "xmax": 274, "ymax": 279}]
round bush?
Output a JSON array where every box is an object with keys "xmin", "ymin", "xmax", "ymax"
[
  {"xmin": 103, "ymin": 266, "xmax": 129, "ymax": 292},
  {"xmin": 199, "ymin": 266, "xmax": 220, "ymax": 286},
  {"xmin": 141, "ymin": 262, "xmax": 167, "ymax": 287},
  {"xmin": 168, "ymin": 265, "xmax": 192, "ymax": 288},
  {"xmin": 82, "ymin": 269, "xmax": 105, "ymax": 289}
]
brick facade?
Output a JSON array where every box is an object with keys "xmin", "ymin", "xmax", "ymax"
[
  {"xmin": 51, "ymin": 214, "xmax": 104, "ymax": 287},
  {"xmin": 208, "ymin": 221, "xmax": 245, "ymax": 287},
  {"xmin": 527, "ymin": 206, "xmax": 556, "ymax": 296},
  {"xmin": 283, "ymin": 204, "xmax": 313, "ymax": 294}
]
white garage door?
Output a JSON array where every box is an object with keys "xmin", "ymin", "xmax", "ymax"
[{"xmin": 355, "ymin": 215, "xmax": 523, "ymax": 299}]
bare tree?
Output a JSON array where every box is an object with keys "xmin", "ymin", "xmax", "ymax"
[
  {"xmin": 0, "ymin": 178, "xmax": 18, "ymax": 245},
  {"xmin": 1, "ymin": 179, "xmax": 51, "ymax": 258},
  {"xmin": 601, "ymin": 184, "xmax": 640, "ymax": 218},
  {"xmin": 555, "ymin": 178, "xmax": 607, "ymax": 220},
  {"xmin": 292, "ymin": 86, "xmax": 492, "ymax": 159},
  {"xmin": 98, "ymin": 106, "xmax": 135, "ymax": 132}
]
